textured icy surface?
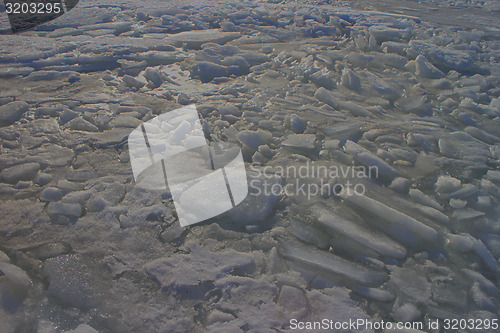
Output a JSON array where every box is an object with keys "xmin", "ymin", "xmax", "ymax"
[{"xmin": 0, "ymin": 0, "xmax": 499, "ymax": 331}]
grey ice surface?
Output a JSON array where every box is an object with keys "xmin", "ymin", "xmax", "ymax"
[{"xmin": 0, "ymin": 0, "xmax": 499, "ymax": 332}]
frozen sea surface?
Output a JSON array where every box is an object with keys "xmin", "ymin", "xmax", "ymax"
[{"xmin": 0, "ymin": 0, "xmax": 499, "ymax": 332}]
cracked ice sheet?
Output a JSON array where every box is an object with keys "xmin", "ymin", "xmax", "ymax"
[{"xmin": 0, "ymin": 0, "xmax": 500, "ymax": 331}]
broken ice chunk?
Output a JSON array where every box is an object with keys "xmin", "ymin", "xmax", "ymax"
[
  {"xmin": 236, "ymin": 130, "xmax": 272, "ymax": 151},
  {"xmin": 472, "ymin": 238, "xmax": 499, "ymax": 272},
  {"xmin": 277, "ymin": 285, "xmax": 308, "ymax": 318},
  {"xmin": 392, "ymin": 303, "xmax": 421, "ymax": 323},
  {"xmin": 0, "ymin": 162, "xmax": 40, "ymax": 184},
  {"xmin": 396, "ymin": 95, "xmax": 432, "ymax": 115},
  {"xmin": 314, "ymin": 87, "xmax": 341, "ymax": 109},
  {"xmin": 452, "ymin": 208, "xmax": 484, "ymax": 221},
  {"xmin": 389, "ymin": 177, "xmax": 410, "ymax": 194},
  {"xmin": 64, "ymin": 324, "xmax": 99, "ymax": 333},
  {"xmin": 165, "ymin": 29, "xmax": 241, "ymax": 49},
  {"xmin": 471, "ymin": 283, "xmax": 496, "ymax": 312},
  {"xmin": 67, "ymin": 118, "xmax": 99, "ymax": 132},
  {"xmin": 323, "ymin": 139, "xmax": 340, "ymax": 150},
  {"xmin": 342, "ymin": 101, "xmax": 375, "ymax": 118},
  {"xmin": 340, "ymin": 189, "xmax": 438, "ymax": 243},
  {"xmin": 344, "ymin": 140, "xmax": 398, "ymax": 181},
  {"xmin": 46, "ymin": 202, "xmax": 83, "ymax": 225},
  {"xmin": 415, "ymin": 204, "xmax": 449, "ymax": 224},
  {"xmin": 122, "ymin": 75, "xmax": 146, "ymax": 90},
  {"xmin": 287, "ymin": 114, "xmax": 307, "ymax": 134},
  {"xmin": 485, "ymin": 170, "xmax": 500, "ymax": 183},
  {"xmin": 289, "ymin": 217, "xmax": 330, "ymax": 249},
  {"xmin": 438, "ymin": 132, "xmax": 491, "ymax": 163},
  {"xmin": 184, "ymin": 135, "xmax": 207, "ymax": 150},
  {"xmin": 190, "ymin": 61, "xmax": 229, "ymax": 83},
  {"xmin": 449, "ymin": 198, "xmax": 467, "ymax": 209},
  {"xmin": 224, "ymin": 170, "xmax": 280, "ymax": 224},
  {"xmin": 446, "ymin": 233, "xmax": 498, "ymax": 271},
  {"xmin": 465, "ymin": 126, "xmax": 500, "ymax": 145},
  {"xmin": 353, "ymin": 286, "xmax": 395, "ymax": 302},
  {"xmin": 407, "ymin": 40, "xmax": 473, "ymax": 71},
  {"xmin": 435, "ymin": 175, "xmax": 462, "ymax": 195},
  {"xmin": 344, "ymin": 52, "xmax": 373, "ymax": 68},
  {"xmin": 40, "ymin": 188, "xmax": 69, "ymax": 202},
  {"xmin": 340, "ymin": 68, "xmax": 361, "ymax": 92},
  {"xmin": 218, "ymin": 104, "xmax": 242, "ymax": 118},
  {"xmin": 0, "ymin": 251, "xmax": 9, "ymax": 263},
  {"xmin": 369, "ymin": 26, "xmax": 411, "ymax": 43},
  {"xmin": 409, "ymin": 189, "xmax": 443, "ymax": 211},
  {"xmin": 365, "ymin": 71, "xmax": 399, "ymax": 100},
  {"xmin": 0, "ymin": 262, "xmax": 32, "ymax": 300},
  {"xmin": 143, "ymin": 68, "xmax": 163, "ymax": 88},
  {"xmin": 389, "ymin": 263, "xmax": 431, "ymax": 304},
  {"xmin": 282, "ymin": 134, "xmax": 316, "ymax": 151},
  {"xmin": 415, "ymin": 55, "xmax": 444, "ymax": 79},
  {"xmin": 279, "ymin": 240, "xmax": 387, "ymax": 285},
  {"xmin": 142, "ymin": 122, "xmax": 161, "ymax": 134},
  {"xmin": 23, "ymin": 242, "xmax": 72, "ymax": 261},
  {"xmin": 381, "ymin": 41, "xmax": 409, "ymax": 55},
  {"xmin": 461, "ymin": 269, "xmax": 498, "ymax": 297},
  {"xmin": 315, "ymin": 205, "xmax": 407, "ymax": 259},
  {"xmin": 476, "ymin": 195, "xmax": 491, "ymax": 208},
  {"xmin": 315, "ymin": 88, "xmax": 375, "ymax": 118},
  {"xmin": 168, "ymin": 120, "xmax": 192, "ymax": 144},
  {"xmin": 258, "ymin": 145, "xmax": 274, "ymax": 159},
  {"xmin": 44, "ymin": 255, "xmax": 96, "ymax": 310},
  {"xmin": 481, "ymin": 179, "xmax": 500, "ymax": 198},
  {"xmin": 0, "ymin": 101, "xmax": 29, "ymax": 126},
  {"xmin": 143, "ymin": 243, "xmax": 255, "ymax": 291}
]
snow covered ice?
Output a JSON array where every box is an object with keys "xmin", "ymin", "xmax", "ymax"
[{"xmin": 0, "ymin": 0, "xmax": 499, "ymax": 332}]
